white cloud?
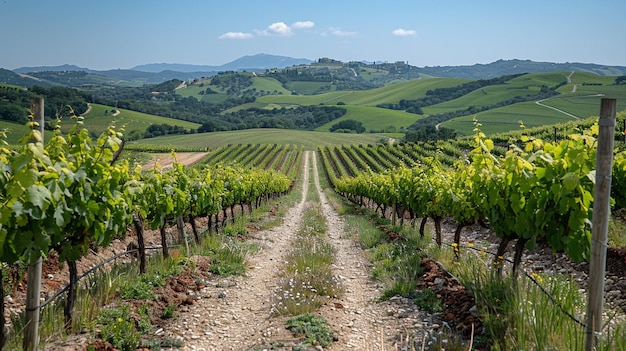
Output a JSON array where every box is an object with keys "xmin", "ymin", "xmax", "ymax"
[
  {"xmin": 292, "ymin": 21, "xmax": 314, "ymax": 29},
  {"xmin": 219, "ymin": 32, "xmax": 253, "ymax": 39},
  {"xmin": 329, "ymin": 27, "xmax": 357, "ymax": 37},
  {"xmin": 392, "ymin": 28, "xmax": 417, "ymax": 36},
  {"xmin": 221, "ymin": 20, "xmax": 314, "ymax": 39},
  {"xmin": 268, "ymin": 22, "xmax": 293, "ymax": 36}
]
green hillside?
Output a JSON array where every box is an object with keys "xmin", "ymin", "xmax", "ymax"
[
  {"xmin": 60, "ymin": 103, "xmax": 201, "ymax": 138},
  {"xmin": 6, "ymin": 68, "xmax": 622, "ymax": 146},
  {"xmin": 440, "ymin": 102, "xmax": 575, "ymax": 135},
  {"xmin": 423, "ymin": 72, "xmax": 566, "ymax": 114},
  {"xmin": 0, "ymin": 120, "xmax": 32, "ymax": 144},
  {"xmin": 176, "ymin": 74, "xmax": 291, "ymax": 103},
  {"xmin": 254, "ymin": 78, "xmax": 468, "ymax": 106},
  {"xmin": 173, "ymin": 66, "xmax": 626, "ymax": 138},
  {"xmin": 316, "ymin": 105, "xmax": 420, "ymax": 132},
  {"xmin": 131, "ymin": 128, "xmax": 385, "ymax": 151},
  {"xmin": 411, "ymin": 73, "xmax": 624, "ymax": 133}
]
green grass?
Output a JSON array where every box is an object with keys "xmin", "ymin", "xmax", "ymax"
[
  {"xmin": 285, "ymin": 81, "xmax": 332, "ymax": 95},
  {"xmin": 436, "ymin": 72, "xmax": 626, "ymax": 135},
  {"xmin": 175, "ymin": 82, "xmax": 213, "ymax": 98},
  {"xmin": 272, "ymin": 199, "xmax": 343, "ymax": 316},
  {"xmin": 0, "ymin": 120, "xmax": 32, "ymax": 144},
  {"xmin": 61, "ymin": 103, "xmax": 201, "ymax": 137},
  {"xmin": 257, "ymin": 77, "xmax": 468, "ymax": 107},
  {"xmin": 441, "ymin": 102, "xmax": 578, "ymax": 135},
  {"xmin": 250, "ymin": 76, "xmax": 291, "ymax": 95},
  {"xmin": 317, "ymin": 105, "xmax": 421, "ymax": 132},
  {"xmin": 176, "ymin": 76, "xmax": 291, "ymax": 102},
  {"xmin": 540, "ymin": 90, "xmax": 626, "ymax": 118},
  {"xmin": 423, "ymin": 72, "xmax": 570, "ymax": 116},
  {"xmin": 176, "ymin": 81, "xmax": 230, "ymax": 103},
  {"xmin": 173, "ymin": 72, "xmax": 626, "ymax": 138},
  {"xmin": 130, "ymin": 128, "xmax": 384, "ymax": 150}
]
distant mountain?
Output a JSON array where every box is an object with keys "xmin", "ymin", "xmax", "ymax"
[
  {"xmin": 13, "ymin": 64, "xmax": 91, "ymax": 74},
  {"xmin": 94, "ymin": 69, "xmax": 209, "ymax": 83},
  {"xmin": 132, "ymin": 54, "xmax": 313, "ymax": 73},
  {"xmin": 0, "ymin": 68, "xmax": 53, "ymax": 87},
  {"xmin": 418, "ymin": 59, "xmax": 626, "ymax": 79},
  {"xmin": 5, "ymin": 54, "xmax": 313, "ymax": 86},
  {"xmin": 219, "ymin": 53, "xmax": 313, "ymax": 71},
  {"xmin": 129, "ymin": 63, "xmax": 219, "ymax": 73},
  {"xmin": 4, "ymin": 56, "xmax": 625, "ymax": 88}
]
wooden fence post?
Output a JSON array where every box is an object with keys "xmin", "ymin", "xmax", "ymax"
[
  {"xmin": 24, "ymin": 97, "xmax": 45, "ymax": 351},
  {"xmin": 585, "ymin": 98, "xmax": 616, "ymax": 351}
]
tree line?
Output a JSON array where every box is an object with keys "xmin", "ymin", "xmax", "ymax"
[
  {"xmin": 378, "ymin": 74, "xmax": 526, "ymax": 114},
  {"xmin": 406, "ymin": 82, "xmax": 566, "ymax": 135},
  {"xmin": 197, "ymin": 105, "xmax": 347, "ymax": 132},
  {"xmin": 0, "ymin": 85, "xmax": 91, "ymax": 126}
]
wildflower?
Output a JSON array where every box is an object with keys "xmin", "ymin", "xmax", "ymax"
[
  {"xmin": 117, "ymin": 318, "xmax": 124, "ymax": 323},
  {"xmin": 468, "ymin": 242, "xmax": 474, "ymax": 248},
  {"xmin": 531, "ymin": 272, "xmax": 543, "ymax": 284}
]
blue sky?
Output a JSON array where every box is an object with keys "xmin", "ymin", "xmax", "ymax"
[{"xmin": 1, "ymin": 0, "xmax": 624, "ymax": 70}]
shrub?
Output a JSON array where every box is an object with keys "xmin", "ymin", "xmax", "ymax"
[{"xmin": 286, "ymin": 313, "xmax": 335, "ymax": 348}]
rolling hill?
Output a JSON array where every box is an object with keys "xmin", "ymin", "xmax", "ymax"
[
  {"xmin": 0, "ymin": 103, "xmax": 201, "ymax": 145},
  {"xmin": 129, "ymin": 128, "xmax": 384, "ymax": 151},
  {"xmin": 182, "ymin": 71, "xmax": 625, "ymax": 136},
  {"xmin": 3, "ymin": 56, "xmax": 626, "ymax": 146}
]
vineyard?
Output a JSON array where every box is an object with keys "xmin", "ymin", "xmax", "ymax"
[
  {"xmin": 0, "ymin": 115, "xmax": 302, "ymax": 350},
  {"xmin": 1, "ymin": 106, "xmax": 626, "ymax": 350},
  {"xmin": 324, "ymin": 111, "xmax": 626, "ymax": 269}
]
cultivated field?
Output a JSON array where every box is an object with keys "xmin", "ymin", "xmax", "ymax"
[{"xmin": 130, "ymin": 128, "xmax": 386, "ymax": 150}]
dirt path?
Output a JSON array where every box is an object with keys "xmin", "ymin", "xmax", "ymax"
[
  {"xmin": 141, "ymin": 152, "xmax": 210, "ymax": 170},
  {"xmin": 163, "ymin": 151, "xmax": 430, "ymax": 350},
  {"xmin": 311, "ymin": 152, "xmax": 429, "ymax": 350}
]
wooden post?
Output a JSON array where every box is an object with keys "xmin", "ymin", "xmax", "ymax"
[
  {"xmin": 24, "ymin": 97, "xmax": 44, "ymax": 351},
  {"xmin": 177, "ymin": 216, "xmax": 190, "ymax": 257},
  {"xmin": 585, "ymin": 98, "xmax": 616, "ymax": 351}
]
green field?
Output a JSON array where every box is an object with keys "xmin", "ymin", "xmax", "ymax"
[
  {"xmin": 176, "ymin": 75, "xmax": 291, "ymax": 103},
  {"xmin": 1, "ymin": 103, "xmax": 201, "ymax": 145},
  {"xmin": 284, "ymin": 81, "xmax": 332, "ymax": 95},
  {"xmin": 131, "ymin": 128, "xmax": 385, "ymax": 151},
  {"xmin": 316, "ymin": 105, "xmax": 420, "ymax": 132},
  {"xmin": 250, "ymin": 76, "xmax": 291, "ymax": 95},
  {"xmin": 441, "ymin": 102, "xmax": 576, "ymax": 135},
  {"xmin": 424, "ymin": 72, "xmax": 626, "ymax": 134},
  {"xmin": 0, "ymin": 120, "xmax": 32, "ymax": 144},
  {"xmin": 64, "ymin": 103, "xmax": 201, "ymax": 137},
  {"xmin": 255, "ymin": 78, "xmax": 468, "ymax": 107}
]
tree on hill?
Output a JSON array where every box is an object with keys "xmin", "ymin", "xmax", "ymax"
[
  {"xmin": 405, "ymin": 125, "xmax": 457, "ymax": 142},
  {"xmin": 143, "ymin": 123, "xmax": 190, "ymax": 138},
  {"xmin": 330, "ymin": 119, "xmax": 365, "ymax": 134}
]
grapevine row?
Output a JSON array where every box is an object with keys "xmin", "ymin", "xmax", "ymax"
[
  {"xmin": 333, "ymin": 122, "xmax": 626, "ymax": 275},
  {"xmin": 0, "ymin": 117, "xmax": 296, "ymax": 340},
  {"xmin": 197, "ymin": 143, "xmax": 302, "ymax": 175}
]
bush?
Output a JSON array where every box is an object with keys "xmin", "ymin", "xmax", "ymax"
[
  {"xmin": 286, "ymin": 313, "xmax": 335, "ymax": 348},
  {"xmin": 97, "ymin": 305, "xmax": 140, "ymax": 351}
]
